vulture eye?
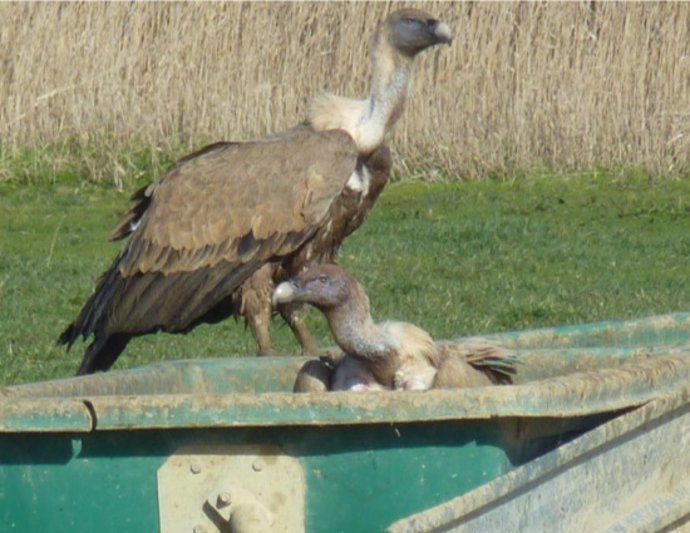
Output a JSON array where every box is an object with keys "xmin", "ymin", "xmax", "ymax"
[{"xmin": 403, "ymin": 17, "xmax": 416, "ymax": 25}]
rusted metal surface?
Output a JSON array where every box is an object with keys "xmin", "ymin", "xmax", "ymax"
[
  {"xmin": 1, "ymin": 353, "xmax": 689, "ymax": 431},
  {"xmin": 388, "ymin": 388, "xmax": 690, "ymax": 533},
  {"xmin": 0, "ymin": 397, "xmax": 92, "ymax": 432},
  {"xmin": 2, "ymin": 357, "xmax": 305, "ymax": 398},
  {"xmin": 2, "ymin": 314, "xmax": 689, "ymax": 532},
  {"xmin": 482, "ymin": 312, "xmax": 690, "ymax": 350},
  {"xmin": 8, "ymin": 312, "xmax": 690, "ymax": 401},
  {"xmin": 2, "ymin": 313, "xmax": 689, "ymax": 432}
]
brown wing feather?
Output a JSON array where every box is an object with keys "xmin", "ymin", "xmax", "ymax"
[
  {"xmin": 120, "ymin": 126, "xmax": 356, "ymax": 276},
  {"xmin": 108, "ymin": 142, "xmax": 237, "ymax": 242},
  {"xmin": 280, "ymin": 144, "xmax": 392, "ymax": 272},
  {"xmin": 60, "ymin": 126, "xmax": 358, "ymax": 373}
]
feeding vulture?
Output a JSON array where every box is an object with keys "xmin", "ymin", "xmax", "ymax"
[
  {"xmin": 59, "ymin": 9, "xmax": 452, "ymax": 375},
  {"xmin": 273, "ymin": 264, "xmax": 518, "ymax": 392}
]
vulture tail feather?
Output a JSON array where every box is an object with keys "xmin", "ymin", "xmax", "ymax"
[
  {"xmin": 108, "ymin": 185, "xmax": 151, "ymax": 242},
  {"xmin": 437, "ymin": 340, "xmax": 520, "ymax": 385},
  {"xmin": 76, "ymin": 334, "xmax": 130, "ymax": 375},
  {"xmin": 465, "ymin": 353, "xmax": 520, "ymax": 385},
  {"xmin": 175, "ymin": 262, "xmax": 260, "ymax": 331},
  {"xmin": 58, "ymin": 252, "xmax": 127, "ymax": 348}
]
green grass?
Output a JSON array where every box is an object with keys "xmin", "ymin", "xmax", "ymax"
[
  {"xmin": 0, "ymin": 140, "xmax": 182, "ymax": 187},
  {"xmin": 1, "ymin": 174, "xmax": 689, "ymax": 385}
]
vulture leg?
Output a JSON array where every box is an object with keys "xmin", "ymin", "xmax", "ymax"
[
  {"xmin": 247, "ymin": 316, "xmax": 276, "ymax": 356},
  {"xmin": 278, "ymin": 304, "xmax": 320, "ymax": 356},
  {"xmin": 244, "ymin": 299, "xmax": 277, "ymax": 356},
  {"xmin": 240, "ymin": 266, "xmax": 278, "ymax": 356}
]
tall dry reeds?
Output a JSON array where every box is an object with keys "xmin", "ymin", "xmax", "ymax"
[{"xmin": 1, "ymin": 2, "xmax": 688, "ymax": 182}]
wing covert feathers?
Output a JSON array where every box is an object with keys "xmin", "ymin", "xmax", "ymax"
[
  {"xmin": 117, "ymin": 127, "xmax": 357, "ymax": 277},
  {"xmin": 60, "ymin": 126, "xmax": 358, "ymax": 361},
  {"xmin": 436, "ymin": 339, "xmax": 518, "ymax": 385}
]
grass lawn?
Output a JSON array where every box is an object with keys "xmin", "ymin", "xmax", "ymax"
[{"xmin": 1, "ymin": 174, "xmax": 689, "ymax": 385}]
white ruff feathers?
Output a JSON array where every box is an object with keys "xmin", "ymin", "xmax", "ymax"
[{"xmin": 345, "ymin": 166, "xmax": 372, "ymax": 196}]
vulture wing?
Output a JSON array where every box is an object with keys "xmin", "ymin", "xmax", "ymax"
[
  {"xmin": 60, "ymin": 126, "xmax": 358, "ymax": 373},
  {"xmin": 124, "ymin": 126, "xmax": 357, "ymax": 274}
]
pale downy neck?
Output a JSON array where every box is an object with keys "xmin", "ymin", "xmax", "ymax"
[
  {"xmin": 324, "ymin": 289, "xmax": 395, "ymax": 361},
  {"xmin": 356, "ymin": 35, "xmax": 413, "ymax": 152},
  {"xmin": 308, "ymin": 27, "xmax": 414, "ymax": 154}
]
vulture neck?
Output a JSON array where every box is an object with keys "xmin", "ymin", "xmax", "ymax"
[
  {"xmin": 324, "ymin": 288, "xmax": 396, "ymax": 362},
  {"xmin": 308, "ymin": 30, "xmax": 414, "ymax": 155},
  {"xmin": 358, "ymin": 36, "xmax": 413, "ymax": 152}
]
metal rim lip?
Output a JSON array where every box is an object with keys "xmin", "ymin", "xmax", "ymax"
[
  {"xmin": 4, "ymin": 312, "xmax": 690, "ymax": 432},
  {"xmin": 3, "ymin": 352, "xmax": 690, "ymax": 432}
]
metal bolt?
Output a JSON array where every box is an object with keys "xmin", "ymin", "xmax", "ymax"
[
  {"xmin": 252, "ymin": 458, "xmax": 265, "ymax": 472},
  {"xmin": 192, "ymin": 525, "xmax": 207, "ymax": 533},
  {"xmin": 218, "ymin": 491, "xmax": 232, "ymax": 506},
  {"xmin": 190, "ymin": 462, "xmax": 202, "ymax": 475}
]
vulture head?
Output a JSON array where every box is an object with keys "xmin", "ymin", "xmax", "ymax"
[
  {"xmin": 273, "ymin": 264, "xmax": 366, "ymax": 313},
  {"xmin": 384, "ymin": 8, "xmax": 453, "ymax": 57},
  {"xmin": 308, "ymin": 9, "xmax": 452, "ymax": 154}
]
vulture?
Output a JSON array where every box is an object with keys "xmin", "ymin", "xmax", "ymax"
[
  {"xmin": 272, "ymin": 264, "xmax": 517, "ymax": 392},
  {"xmin": 59, "ymin": 9, "xmax": 452, "ymax": 375}
]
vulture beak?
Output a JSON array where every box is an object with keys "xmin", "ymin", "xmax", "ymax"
[
  {"xmin": 431, "ymin": 20, "xmax": 452, "ymax": 46},
  {"xmin": 273, "ymin": 281, "xmax": 297, "ymax": 306}
]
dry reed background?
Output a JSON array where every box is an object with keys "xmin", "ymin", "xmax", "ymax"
[{"xmin": 1, "ymin": 1, "xmax": 689, "ymax": 182}]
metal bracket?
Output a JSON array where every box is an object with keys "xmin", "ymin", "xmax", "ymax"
[{"xmin": 157, "ymin": 444, "xmax": 305, "ymax": 533}]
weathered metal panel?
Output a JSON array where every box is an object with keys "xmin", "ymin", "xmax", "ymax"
[
  {"xmin": 483, "ymin": 312, "xmax": 690, "ymax": 350},
  {"xmin": 389, "ymin": 389, "xmax": 690, "ymax": 533},
  {"xmin": 0, "ymin": 432, "xmax": 161, "ymax": 532},
  {"xmin": 2, "ymin": 356, "xmax": 306, "ymax": 397},
  {"xmin": 0, "ymin": 418, "xmax": 577, "ymax": 533},
  {"xmin": 0, "ymin": 314, "xmax": 689, "ymax": 532},
  {"xmin": 1, "ymin": 354, "xmax": 689, "ymax": 431},
  {"xmin": 7, "ymin": 312, "xmax": 690, "ymax": 401},
  {"xmin": 0, "ymin": 397, "xmax": 92, "ymax": 432}
]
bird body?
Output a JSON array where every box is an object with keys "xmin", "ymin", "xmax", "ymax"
[
  {"xmin": 273, "ymin": 264, "xmax": 439, "ymax": 390},
  {"xmin": 60, "ymin": 9, "xmax": 452, "ymax": 374},
  {"xmin": 274, "ymin": 264, "xmax": 517, "ymax": 392}
]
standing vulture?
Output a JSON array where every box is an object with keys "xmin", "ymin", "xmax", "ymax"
[
  {"xmin": 59, "ymin": 9, "xmax": 452, "ymax": 375},
  {"xmin": 273, "ymin": 264, "xmax": 517, "ymax": 392}
]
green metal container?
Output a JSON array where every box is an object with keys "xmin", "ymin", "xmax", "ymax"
[{"xmin": 2, "ymin": 313, "xmax": 690, "ymax": 533}]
